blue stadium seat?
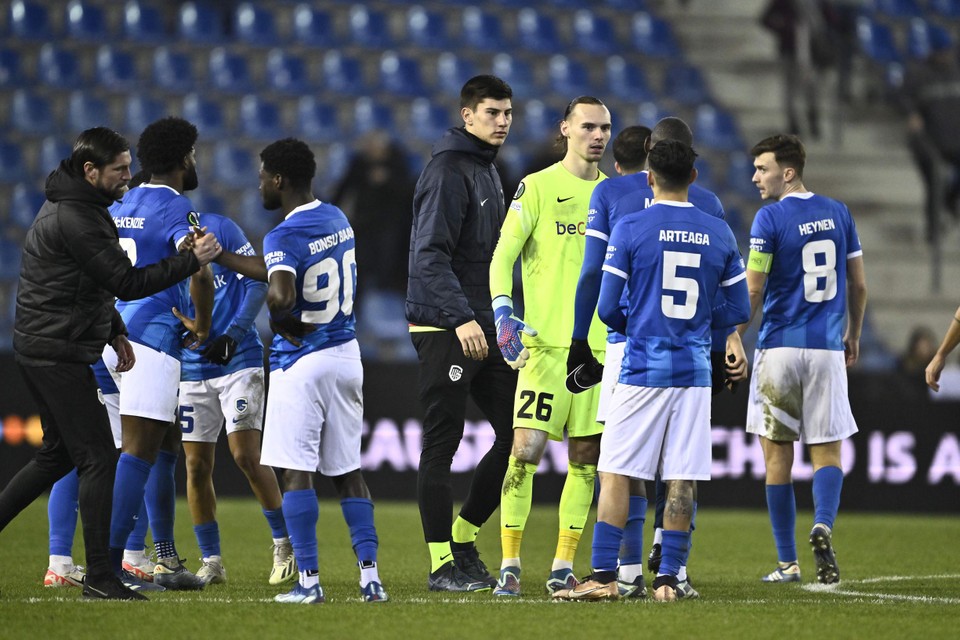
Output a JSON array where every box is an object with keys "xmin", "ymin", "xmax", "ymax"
[
  {"xmin": 856, "ymin": 16, "xmax": 902, "ymax": 64},
  {"xmin": 12, "ymin": 91, "xmax": 53, "ymax": 135},
  {"xmin": 125, "ymin": 94, "xmax": 165, "ymax": 134},
  {"xmin": 694, "ymin": 157, "xmax": 716, "ymax": 191},
  {"xmin": 297, "ymin": 96, "xmax": 340, "ymax": 143},
  {"xmin": 724, "ymin": 151, "xmax": 760, "ymax": 201},
  {"xmin": 547, "ymin": 54, "xmax": 591, "ymax": 97},
  {"xmin": 265, "ymin": 49, "xmax": 310, "ymax": 94},
  {"xmin": 237, "ymin": 189, "xmax": 274, "ymax": 239},
  {"xmin": 662, "ymin": 62, "xmax": 710, "ymax": 105},
  {"xmin": 65, "ymin": 0, "xmax": 107, "ymax": 41},
  {"xmin": 518, "ymin": 99, "xmax": 555, "ymax": 143},
  {"xmin": 208, "ymin": 47, "xmax": 252, "ymax": 94},
  {"xmin": 461, "ymin": 8, "xmax": 505, "ymax": 52},
  {"xmin": 930, "ymin": 0, "xmax": 960, "ymax": 17},
  {"xmin": 9, "ymin": 0, "xmax": 52, "ymax": 40},
  {"xmin": 38, "ymin": 44, "xmax": 82, "ymax": 89},
  {"xmin": 352, "ymin": 97, "xmax": 394, "ymax": 135},
  {"xmin": 492, "ymin": 53, "xmax": 537, "ymax": 98},
  {"xmin": 96, "ymin": 45, "xmax": 139, "ymax": 90},
  {"xmin": 572, "ymin": 10, "xmax": 618, "ymax": 56},
  {"xmin": 183, "ymin": 93, "xmax": 226, "ymax": 136},
  {"xmin": 409, "ymin": 97, "xmax": 450, "ymax": 142},
  {"xmin": 606, "ymin": 55, "xmax": 656, "ymax": 102},
  {"xmin": 871, "ymin": 0, "xmax": 923, "ymax": 18},
  {"xmin": 379, "ymin": 51, "xmax": 426, "ymax": 98},
  {"xmin": 292, "ymin": 5, "xmax": 335, "ymax": 46},
  {"xmin": 123, "ymin": 1, "xmax": 166, "ymax": 43},
  {"xmin": 178, "ymin": 2, "xmax": 225, "ymax": 44},
  {"xmin": 348, "ymin": 6, "xmax": 392, "ymax": 49},
  {"xmin": 405, "ymin": 6, "xmax": 450, "ymax": 50},
  {"xmin": 632, "ymin": 12, "xmax": 682, "ymax": 58},
  {"xmin": 234, "ymin": 2, "xmax": 278, "ymax": 46},
  {"xmin": 323, "ymin": 51, "xmax": 366, "ymax": 96},
  {"xmin": 694, "ymin": 103, "xmax": 743, "ymax": 152},
  {"xmin": 153, "ymin": 47, "xmax": 194, "ymax": 93},
  {"xmin": 0, "ymin": 49, "xmax": 23, "ymax": 88},
  {"xmin": 436, "ymin": 53, "xmax": 477, "ymax": 95},
  {"xmin": 0, "ymin": 238, "xmax": 21, "ymax": 279},
  {"xmin": 11, "ymin": 185, "xmax": 44, "ymax": 229},
  {"xmin": 906, "ymin": 18, "xmax": 952, "ymax": 59},
  {"xmin": 39, "ymin": 136, "xmax": 71, "ymax": 173},
  {"xmin": 239, "ymin": 95, "xmax": 284, "ymax": 140},
  {"xmin": 604, "ymin": 0, "xmax": 648, "ymax": 7},
  {"xmin": 189, "ymin": 191, "xmax": 225, "ymax": 217},
  {"xmin": 212, "ymin": 142, "xmax": 255, "ymax": 188},
  {"xmin": 0, "ymin": 142, "xmax": 27, "ymax": 184},
  {"xmin": 516, "ymin": 8, "xmax": 561, "ymax": 54},
  {"xmin": 68, "ymin": 91, "xmax": 108, "ymax": 132},
  {"xmin": 635, "ymin": 100, "xmax": 668, "ymax": 128},
  {"xmin": 317, "ymin": 142, "xmax": 351, "ymax": 193}
]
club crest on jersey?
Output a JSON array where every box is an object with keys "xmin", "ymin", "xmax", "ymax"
[
  {"xmin": 187, "ymin": 211, "xmax": 200, "ymax": 228},
  {"xmin": 513, "ymin": 182, "xmax": 525, "ymax": 199},
  {"xmin": 448, "ymin": 365, "xmax": 463, "ymax": 382},
  {"xmin": 236, "ymin": 398, "xmax": 248, "ymax": 414}
]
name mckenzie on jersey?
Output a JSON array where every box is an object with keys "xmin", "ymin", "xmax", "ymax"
[{"xmin": 113, "ymin": 216, "xmax": 145, "ymax": 229}]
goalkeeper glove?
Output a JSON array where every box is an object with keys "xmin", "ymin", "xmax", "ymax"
[
  {"xmin": 493, "ymin": 296, "xmax": 537, "ymax": 370},
  {"xmin": 565, "ymin": 338, "xmax": 603, "ymax": 393},
  {"xmin": 201, "ymin": 334, "xmax": 238, "ymax": 365}
]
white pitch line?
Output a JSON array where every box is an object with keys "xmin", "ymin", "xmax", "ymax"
[{"xmin": 801, "ymin": 574, "xmax": 960, "ymax": 605}]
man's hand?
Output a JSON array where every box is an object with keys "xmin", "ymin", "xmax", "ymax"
[
  {"xmin": 566, "ymin": 338, "xmax": 602, "ymax": 393},
  {"xmin": 926, "ymin": 353, "xmax": 946, "ymax": 392},
  {"xmin": 172, "ymin": 306, "xmax": 208, "ymax": 348},
  {"xmin": 191, "ymin": 228, "xmax": 221, "ymax": 266},
  {"xmin": 494, "ymin": 302, "xmax": 537, "ymax": 369},
  {"xmin": 725, "ymin": 331, "xmax": 748, "ymax": 392},
  {"xmin": 843, "ymin": 334, "xmax": 860, "ymax": 368},
  {"xmin": 270, "ymin": 315, "xmax": 316, "ymax": 347},
  {"xmin": 201, "ymin": 334, "xmax": 238, "ymax": 365},
  {"xmin": 111, "ymin": 334, "xmax": 136, "ymax": 372},
  {"xmin": 455, "ymin": 320, "xmax": 488, "ymax": 361}
]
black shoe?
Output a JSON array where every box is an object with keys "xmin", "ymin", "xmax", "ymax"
[
  {"xmin": 83, "ymin": 574, "xmax": 148, "ymax": 601},
  {"xmin": 428, "ymin": 561, "xmax": 491, "ymax": 592},
  {"xmin": 647, "ymin": 543, "xmax": 662, "ymax": 574},
  {"xmin": 452, "ymin": 544, "xmax": 497, "ymax": 588}
]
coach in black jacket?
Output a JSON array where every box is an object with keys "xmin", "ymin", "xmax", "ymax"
[
  {"xmin": 405, "ymin": 76, "xmax": 518, "ymax": 591},
  {"xmin": 0, "ymin": 127, "xmax": 221, "ymax": 600}
]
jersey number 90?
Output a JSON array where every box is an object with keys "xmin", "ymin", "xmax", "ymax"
[{"xmin": 301, "ymin": 248, "xmax": 356, "ymax": 324}]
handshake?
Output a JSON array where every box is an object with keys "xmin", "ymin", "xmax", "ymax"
[{"xmin": 179, "ymin": 226, "xmax": 223, "ymax": 266}]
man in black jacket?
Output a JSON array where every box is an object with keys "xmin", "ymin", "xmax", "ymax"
[
  {"xmin": 0, "ymin": 127, "xmax": 221, "ymax": 600},
  {"xmin": 406, "ymin": 75, "xmax": 517, "ymax": 591}
]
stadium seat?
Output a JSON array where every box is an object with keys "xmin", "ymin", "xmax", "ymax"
[
  {"xmin": 208, "ymin": 47, "xmax": 252, "ymax": 94},
  {"xmin": 234, "ymin": 2, "xmax": 278, "ymax": 46},
  {"xmin": 297, "ymin": 96, "xmax": 340, "ymax": 143},
  {"xmin": 405, "ymin": 6, "xmax": 450, "ymax": 50},
  {"xmin": 265, "ymin": 49, "xmax": 310, "ymax": 94},
  {"xmin": 409, "ymin": 97, "xmax": 450, "ymax": 142},
  {"xmin": 125, "ymin": 94, "xmax": 165, "ymax": 134},
  {"xmin": 906, "ymin": 18, "xmax": 952, "ymax": 59},
  {"xmin": 65, "ymin": 0, "xmax": 107, "ymax": 41},
  {"xmin": 96, "ymin": 45, "xmax": 139, "ymax": 90},
  {"xmin": 694, "ymin": 103, "xmax": 743, "ymax": 152},
  {"xmin": 724, "ymin": 151, "xmax": 760, "ymax": 201},
  {"xmin": 0, "ymin": 238, "xmax": 21, "ymax": 279},
  {"xmin": 436, "ymin": 53, "xmax": 477, "ymax": 95},
  {"xmin": 122, "ymin": 0, "xmax": 166, "ymax": 43},
  {"xmin": 239, "ymin": 95, "xmax": 284, "ymax": 140},
  {"xmin": 183, "ymin": 93, "xmax": 226, "ymax": 137},
  {"xmin": 606, "ymin": 55, "xmax": 656, "ymax": 102},
  {"xmin": 379, "ymin": 51, "xmax": 426, "ymax": 98},
  {"xmin": 317, "ymin": 142, "xmax": 351, "ymax": 193},
  {"xmin": 572, "ymin": 10, "xmax": 618, "ymax": 56},
  {"xmin": 189, "ymin": 191, "xmax": 225, "ymax": 217},
  {"xmin": 693, "ymin": 157, "xmax": 716, "ymax": 191},
  {"xmin": 631, "ymin": 12, "xmax": 682, "ymax": 58},
  {"xmin": 352, "ymin": 97, "xmax": 394, "ymax": 135},
  {"xmin": 39, "ymin": 136, "xmax": 71, "ymax": 173},
  {"xmin": 153, "ymin": 47, "xmax": 195, "ymax": 93},
  {"xmin": 0, "ymin": 49, "xmax": 23, "ymax": 88},
  {"xmin": 178, "ymin": 2, "xmax": 225, "ymax": 44},
  {"xmin": 517, "ymin": 99, "xmax": 555, "ymax": 143},
  {"xmin": 237, "ymin": 189, "xmax": 274, "ymax": 240},
  {"xmin": 323, "ymin": 51, "xmax": 366, "ymax": 96},
  {"xmin": 212, "ymin": 142, "xmax": 255, "ymax": 188},
  {"xmin": 662, "ymin": 62, "xmax": 711, "ymax": 105},
  {"xmin": 38, "ymin": 44, "xmax": 82, "ymax": 89},
  {"xmin": 68, "ymin": 91, "xmax": 109, "ymax": 132},
  {"xmin": 516, "ymin": 8, "xmax": 562, "ymax": 54},
  {"xmin": 11, "ymin": 185, "xmax": 44, "ymax": 229},
  {"xmin": 292, "ymin": 5, "xmax": 336, "ymax": 46},
  {"xmin": 348, "ymin": 6, "xmax": 392, "ymax": 49},
  {"xmin": 856, "ymin": 16, "xmax": 902, "ymax": 64},
  {"xmin": 603, "ymin": 0, "xmax": 648, "ymax": 8},
  {"xmin": 0, "ymin": 142, "xmax": 27, "ymax": 184},
  {"xmin": 635, "ymin": 100, "xmax": 668, "ymax": 128},
  {"xmin": 9, "ymin": 0, "xmax": 52, "ymax": 40},
  {"xmin": 547, "ymin": 55, "xmax": 591, "ymax": 98},
  {"xmin": 492, "ymin": 53, "xmax": 537, "ymax": 98},
  {"xmin": 461, "ymin": 8, "xmax": 505, "ymax": 52},
  {"xmin": 930, "ymin": 0, "xmax": 960, "ymax": 17},
  {"xmin": 871, "ymin": 0, "xmax": 923, "ymax": 18}
]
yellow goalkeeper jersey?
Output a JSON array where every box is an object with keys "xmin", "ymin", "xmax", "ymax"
[{"xmin": 490, "ymin": 161, "xmax": 607, "ymax": 350}]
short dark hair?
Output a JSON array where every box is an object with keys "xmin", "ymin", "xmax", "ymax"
[
  {"xmin": 460, "ymin": 75, "xmax": 513, "ymax": 111},
  {"xmin": 613, "ymin": 125, "xmax": 652, "ymax": 171},
  {"xmin": 555, "ymin": 96, "xmax": 607, "ymax": 149},
  {"xmin": 650, "ymin": 117, "xmax": 693, "ymax": 146},
  {"xmin": 647, "ymin": 139, "xmax": 698, "ymax": 191},
  {"xmin": 260, "ymin": 138, "xmax": 316, "ymax": 189},
  {"xmin": 750, "ymin": 134, "xmax": 805, "ymax": 178},
  {"xmin": 70, "ymin": 127, "xmax": 129, "ymax": 175},
  {"xmin": 136, "ymin": 117, "xmax": 198, "ymax": 175}
]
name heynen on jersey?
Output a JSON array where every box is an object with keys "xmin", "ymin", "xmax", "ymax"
[
  {"xmin": 309, "ymin": 226, "xmax": 355, "ymax": 255},
  {"xmin": 798, "ymin": 218, "xmax": 836, "ymax": 235},
  {"xmin": 659, "ymin": 229, "xmax": 710, "ymax": 245}
]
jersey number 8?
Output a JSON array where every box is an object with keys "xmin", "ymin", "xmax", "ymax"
[
  {"xmin": 301, "ymin": 248, "xmax": 357, "ymax": 324},
  {"xmin": 801, "ymin": 239, "xmax": 837, "ymax": 303}
]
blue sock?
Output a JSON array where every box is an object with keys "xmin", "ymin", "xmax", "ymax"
[
  {"xmin": 282, "ymin": 490, "xmax": 319, "ymax": 573},
  {"xmin": 340, "ymin": 498, "xmax": 378, "ymax": 564},
  {"xmin": 766, "ymin": 483, "xmax": 797, "ymax": 563},
  {"xmin": 263, "ymin": 507, "xmax": 288, "ymax": 539},
  {"xmin": 653, "ymin": 475, "xmax": 666, "ymax": 530},
  {"xmin": 48, "ymin": 469, "xmax": 80, "ymax": 557},
  {"xmin": 110, "ymin": 453, "xmax": 152, "ymax": 566},
  {"xmin": 146, "ymin": 451, "xmax": 178, "ymax": 559},
  {"xmin": 590, "ymin": 521, "xmax": 623, "ymax": 574},
  {"xmin": 194, "ymin": 521, "xmax": 221, "ymax": 559},
  {"xmin": 812, "ymin": 466, "xmax": 843, "ymax": 530},
  {"xmin": 619, "ymin": 496, "xmax": 647, "ymax": 566},
  {"xmin": 659, "ymin": 529, "xmax": 690, "ymax": 578},
  {"xmin": 126, "ymin": 500, "xmax": 149, "ymax": 552}
]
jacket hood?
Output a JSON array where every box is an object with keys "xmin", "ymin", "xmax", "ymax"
[
  {"xmin": 45, "ymin": 160, "xmax": 117, "ymax": 208},
  {"xmin": 432, "ymin": 127, "xmax": 499, "ymax": 164}
]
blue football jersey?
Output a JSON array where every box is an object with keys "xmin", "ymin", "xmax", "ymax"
[
  {"xmin": 602, "ymin": 201, "xmax": 746, "ymax": 387},
  {"xmin": 180, "ymin": 213, "xmax": 264, "ymax": 382},
  {"xmin": 749, "ymin": 192, "xmax": 862, "ymax": 351},
  {"xmin": 92, "ymin": 357, "xmax": 118, "ymax": 395},
  {"xmin": 263, "ymin": 200, "xmax": 357, "ymax": 371},
  {"xmin": 111, "ymin": 184, "xmax": 197, "ymax": 357}
]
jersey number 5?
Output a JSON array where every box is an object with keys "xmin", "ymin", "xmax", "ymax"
[
  {"xmin": 301, "ymin": 248, "xmax": 356, "ymax": 324},
  {"xmin": 662, "ymin": 250, "xmax": 701, "ymax": 320},
  {"xmin": 801, "ymin": 240, "xmax": 837, "ymax": 303}
]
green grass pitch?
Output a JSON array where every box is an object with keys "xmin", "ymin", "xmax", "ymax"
[{"xmin": 0, "ymin": 497, "xmax": 957, "ymax": 639}]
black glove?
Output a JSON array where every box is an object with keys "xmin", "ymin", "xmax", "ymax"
[
  {"xmin": 566, "ymin": 339, "xmax": 603, "ymax": 394},
  {"xmin": 201, "ymin": 334, "xmax": 238, "ymax": 365}
]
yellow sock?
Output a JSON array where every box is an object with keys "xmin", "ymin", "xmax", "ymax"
[
  {"xmin": 452, "ymin": 516, "xmax": 480, "ymax": 545},
  {"xmin": 554, "ymin": 530, "xmax": 582, "ymax": 565},
  {"xmin": 428, "ymin": 541, "xmax": 453, "ymax": 573},
  {"xmin": 500, "ymin": 455, "xmax": 538, "ymax": 562},
  {"xmin": 555, "ymin": 461, "xmax": 597, "ymax": 563}
]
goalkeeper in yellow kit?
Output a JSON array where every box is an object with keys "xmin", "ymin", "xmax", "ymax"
[{"xmin": 489, "ymin": 96, "xmax": 612, "ymax": 597}]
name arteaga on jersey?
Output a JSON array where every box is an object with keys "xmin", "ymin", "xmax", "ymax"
[
  {"xmin": 309, "ymin": 226, "xmax": 354, "ymax": 255},
  {"xmin": 659, "ymin": 229, "xmax": 710, "ymax": 245},
  {"xmin": 113, "ymin": 217, "xmax": 145, "ymax": 229},
  {"xmin": 798, "ymin": 218, "xmax": 836, "ymax": 235}
]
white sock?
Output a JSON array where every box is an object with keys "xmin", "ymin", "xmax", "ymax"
[
  {"xmin": 619, "ymin": 563, "xmax": 643, "ymax": 582},
  {"xmin": 501, "ymin": 557, "xmax": 520, "ymax": 570},
  {"xmin": 653, "ymin": 528, "xmax": 663, "ymax": 546},
  {"xmin": 550, "ymin": 559, "xmax": 573, "ymax": 572},
  {"xmin": 359, "ymin": 561, "xmax": 379, "ymax": 588},
  {"xmin": 677, "ymin": 565, "xmax": 687, "ymax": 581},
  {"xmin": 49, "ymin": 554, "xmax": 73, "ymax": 571},
  {"xmin": 300, "ymin": 569, "xmax": 319, "ymax": 588}
]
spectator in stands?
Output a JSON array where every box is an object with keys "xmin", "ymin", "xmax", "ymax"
[
  {"xmin": 901, "ymin": 30, "xmax": 960, "ymax": 243},
  {"xmin": 898, "ymin": 325, "xmax": 938, "ymax": 400}
]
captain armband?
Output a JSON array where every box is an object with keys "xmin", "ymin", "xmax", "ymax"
[{"xmin": 747, "ymin": 249, "xmax": 773, "ymax": 274}]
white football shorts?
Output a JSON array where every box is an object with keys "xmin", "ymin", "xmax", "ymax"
[
  {"xmin": 180, "ymin": 367, "xmax": 264, "ymax": 443},
  {"xmin": 102, "ymin": 341, "xmax": 181, "ymax": 423},
  {"xmin": 746, "ymin": 347, "xmax": 859, "ymax": 444},
  {"xmin": 260, "ymin": 340, "xmax": 363, "ymax": 476},
  {"xmin": 595, "ymin": 340, "xmax": 625, "ymax": 424},
  {"xmin": 599, "ymin": 384, "xmax": 712, "ymax": 481}
]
